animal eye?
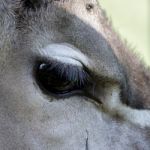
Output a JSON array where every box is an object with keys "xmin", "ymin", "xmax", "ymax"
[
  {"xmin": 35, "ymin": 61, "xmax": 90, "ymax": 97},
  {"xmin": 86, "ymin": 3, "xmax": 94, "ymax": 12}
]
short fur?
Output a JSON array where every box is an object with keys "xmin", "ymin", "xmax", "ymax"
[{"xmin": 0, "ymin": 0, "xmax": 149, "ymax": 149}]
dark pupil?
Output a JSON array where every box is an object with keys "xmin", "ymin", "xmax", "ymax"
[{"xmin": 36, "ymin": 63, "xmax": 81, "ymax": 95}]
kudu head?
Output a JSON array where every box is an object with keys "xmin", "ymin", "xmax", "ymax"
[{"xmin": 0, "ymin": 0, "xmax": 149, "ymax": 149}]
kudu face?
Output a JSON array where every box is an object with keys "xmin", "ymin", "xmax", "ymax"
[{"xmin": 0, "ymin": 0, "xmax": 149, "ymax": 149}]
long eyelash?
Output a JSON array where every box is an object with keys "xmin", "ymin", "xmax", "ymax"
[{"xmin": 39, "ymin": 60, "xmax": 91, "ymax": 86}]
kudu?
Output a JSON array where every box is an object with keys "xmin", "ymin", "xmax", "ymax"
[{"xmin": 0, "ymin": 0, "xmax": 150, "ymax": 149}]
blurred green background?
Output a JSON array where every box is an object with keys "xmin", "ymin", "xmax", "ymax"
[{"xmin": 100, "ymin": 0, "xmax": 150, "ymax": 65}]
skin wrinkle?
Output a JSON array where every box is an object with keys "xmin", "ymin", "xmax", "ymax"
[
  {"xmin": 0, "ymin": 0, "xmax": 150, "ymax": 149},
  {"xmin": 85, "ymin": 130, "xmax": 89, "ymax": 150}
]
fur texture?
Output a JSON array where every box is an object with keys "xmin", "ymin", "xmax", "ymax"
[{"xmin": 0, "ymin": 0, "xmax": 149, "ymax": 149}]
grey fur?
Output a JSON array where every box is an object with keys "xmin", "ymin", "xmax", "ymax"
[{"xmin": 0, "ymin": 0, "xmax": 149, "ymax": 149}]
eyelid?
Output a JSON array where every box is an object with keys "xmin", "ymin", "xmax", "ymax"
[
  {"xmin": 39, "ymin": 43, "xmax": 93, "ymax": 68},
  {"xmin": 38, "ymin": 60, "xmax": 91, "ymax": 85},
  {"xmin": 51, "ymin": 56, "xmax": 83, "ymax": 67},
  {"xmin": 37, "ymin": 43, "xmax": 95, "ymax": 84}
]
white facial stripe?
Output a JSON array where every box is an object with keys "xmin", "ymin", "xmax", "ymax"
[
  {"xmin": 103, "ymin": 85, "xmax": 150, "ymax": 128},
  {"xmin": 40, "ymin": 43, "xmax": 92, "ymax": 67}
]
